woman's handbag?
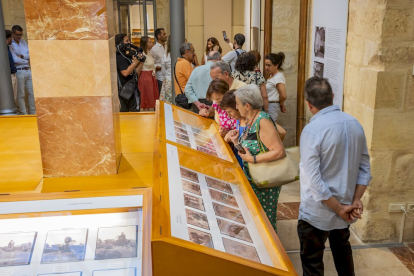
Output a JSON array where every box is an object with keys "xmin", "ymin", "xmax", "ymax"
[
  {"xmin": 248, "ymin": 122, "xmax": 300, "ymax": 188},
  {"xmin": 173, "ymin": 62, "xmax": 190, "ymax": 109},
  {"xmin": 117, "ymin": 73, "xmax": 136, "ymax": 101}
]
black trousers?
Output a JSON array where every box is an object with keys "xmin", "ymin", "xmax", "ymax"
[
  {"xmin": 119, "ymin": 90, "xmax": 139, "ymax": 112},
  {"xmin": 297, "ymin": 220, "xmax": 355, "ymax": 276},
  {"xmin": 157, "ymin": 80, "xmax": 163, "ymax": 95},
  {"xmin": 191, "ymin": 98, "xmax": 213, "ymax": 114}
]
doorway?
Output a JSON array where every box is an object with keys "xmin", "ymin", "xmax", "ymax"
[{"xmin": 118, "ymin": 0, "xmax": 157, "ymax": 45}]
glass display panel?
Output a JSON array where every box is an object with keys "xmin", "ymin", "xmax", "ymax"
[
  {"xmin": 165, "ymin": 143, "xmax": 273, "ymax": 266},
  {"xmin": 0, "ymin": 196, "xmax": 145, "ymax": 276},
  {"xmin": 163, "ymin": 102, "xmax": 233, "ymax": 162}
]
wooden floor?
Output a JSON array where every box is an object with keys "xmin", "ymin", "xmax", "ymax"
[{"xmin": 0, "ymin": 113, "xmax": 156, "ymax": 194}]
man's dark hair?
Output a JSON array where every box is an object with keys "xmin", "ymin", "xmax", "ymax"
[
  {"xmin": 5, "ymin": 30, "xmax": 12, "ymax": 39},
  {"xmin": 305, "ymin": 77, "xmax": 333, "ymax": 110},
  {"xmin": 11, "ymin": 25, "xmax": 23, "ymax": 33},
  {"xmin": 235, "ymin": 52, "xmax": 256, "ymax": 72},
  {"xmin": 234, "ymin": 33, "xmax": 245, "ymax": 47},
  {"xmin": 155, "ymin": 28, "xmax": 164, "ymax": 40},
  {"xmin": 115, "ymin": 33, "xmax": 127, "ymax": 46}
]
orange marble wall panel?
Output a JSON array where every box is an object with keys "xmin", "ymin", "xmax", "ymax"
[
  {"xmin": 29, "ymin": 40, "xmax": 113, "ymax": 98},
  {"xmin": 112, "ymin": 88, "xmax": 122, "ymax": 166},
  {"xmin": 109, "ymin": 36, "xmax": 118, "ymax": 95},
  {"xmin": 36, "ymin": 96, "xmax": 118, "ymax": 177},
  {"xmin": 23, "ymin": 0, "xmax": 109, "ymax": 40}
]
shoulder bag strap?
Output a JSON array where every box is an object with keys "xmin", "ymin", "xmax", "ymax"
[
  {"xmin": 173, "ymin": 61, "xmax": 184, "ymax": 94},
  {"xmin": 255, "ymin": 115, "xmax": 267, "ymax": 154}
]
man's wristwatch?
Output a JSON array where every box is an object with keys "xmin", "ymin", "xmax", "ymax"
[{"xmin": 253, "ymin": 155, "xmax": 257, "ymax": 164}]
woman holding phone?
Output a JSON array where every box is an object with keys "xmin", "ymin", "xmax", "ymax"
[
  {"xmin": 201, "ymin": 37, "xmax": 222, "ymax": 65},
  {"xmin": 226, "ymin": 84, "xmax": 285, "ymax": 232}
]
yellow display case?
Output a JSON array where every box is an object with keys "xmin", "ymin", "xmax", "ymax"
[
  {"xmin": 156, "ymin": 101, "xmax": 237, "ymax": 164},
  {"xmin": 151, "ymin": 101, "xmax": 297, "ymax": 276},
  {"xmin": 0, "ymin": 188, "xmax": 152, "ymax": 276}
]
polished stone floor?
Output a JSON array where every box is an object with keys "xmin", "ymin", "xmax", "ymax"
[{"xmin": 277, "ymin": 181, "xmax": 414, "ymax": 275}]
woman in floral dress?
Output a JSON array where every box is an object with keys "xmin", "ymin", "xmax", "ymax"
[{"xmin": 227, "ymin": 84, "xmax": 285, "ymax": 232}]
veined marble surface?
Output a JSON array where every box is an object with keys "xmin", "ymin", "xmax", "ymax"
[
  {"xmin": 23, "ymin": 0, "xmax": 111, "ymax": 40},
  {"xmin": 36, "ymin": 96, "xmax": 118, "ymax": 177}
]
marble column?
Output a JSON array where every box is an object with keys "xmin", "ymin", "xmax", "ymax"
[{"xmin": 23, "ymin": 0, "xmax": 122, "ymax": 177}]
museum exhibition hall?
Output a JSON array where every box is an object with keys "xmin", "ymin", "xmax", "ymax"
[{"xmin": 0, "ymin": 0, "xmax": 413, "ymax": 275}]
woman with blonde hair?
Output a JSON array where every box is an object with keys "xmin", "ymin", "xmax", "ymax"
[{"xmin": 201, "ymin": 37, "xmax": 222, "ymax": 65}]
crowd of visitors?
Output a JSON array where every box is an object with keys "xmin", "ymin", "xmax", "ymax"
[{"xmin": 2, "ymin": 26, "xmax": 370, "ymax": 275}]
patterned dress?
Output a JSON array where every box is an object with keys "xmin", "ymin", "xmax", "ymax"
[{"xmin": 241, "ymin": 111, "xmax": 281, "ymax": 232}]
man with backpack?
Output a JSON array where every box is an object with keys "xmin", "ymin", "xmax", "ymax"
[{"xmin": 222, "ymin": 33, "xmax": 246, "ymax": 72}]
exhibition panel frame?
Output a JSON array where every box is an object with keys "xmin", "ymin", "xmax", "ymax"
[
  {"xmin": 0, "ymin": 189, "xmax": 152, "ymax": 276},
  {"xmin": 152, "ymin": 101, "xmax": 297, "ymax": 276}
]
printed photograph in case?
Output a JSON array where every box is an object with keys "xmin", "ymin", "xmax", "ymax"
[
  {"xmin": 175, "ymin": 132, "xmax": 190, "ymax": 141},
  {"xmin": 95, "ymin": 226, "xmax": 138, "ymax": 260},
  {"xmin": 196, "ymin": 146, "xmax": 218, "ymax": 157},
  {"xmin": 313, "ymin": 61, "xmax": 324, "ymax": 78},
  {"xmin": 186, "ymin": 209, "xmax": 209, "ymax": 230},
  {"xmin": 314, "ymin": 26, "xmax": 326, "ymax": 59},
  {"xmin": 0, "ymin": 232, "xmax": 37, "ymax": 267},
  {"xmin": 190, "ymin": 127, "xmax": 211, "ymax": 137},
  {"xmin": 222, "ymin": 237, "xmax": 261, "ymax": 263},
  {"xmin": 217, "ymin": 218, "xmax": 252, "ymax": 243},
  {"xmin": 93, "ymin": 267, "xmax": 136, "ymax": 276},
  {"xmin": 184, "ymin": 193, "xmax": 205, "ymax": 211},
  {"xmin": 173, "ymin": 120, "xmax": 185, "ymax": 128},
  {"xmin": 180, "ymin": 167, "xmax": 199, "ymax": 183},
  {"xmin": 188, "ymin": 228, "xmax": 213, "ymax": 249},
  {"xmin": 194, "ymin": 138, "xmax": 214, "ymax": 148},
  {"xmin": 41, "ymin": 229, "xmax": 88, "ymax": 263},
  {"xmin": 213, "ymin": 203, "xmax": 245, "ymax": 224},
  {"xmin": 182, "ymin": 179, "xmax": 202, "ymax": 196},
  {"xmin": 38, "ymin": 273, "xmax": 82, "ymax": 276},
  {"xmin": 209, "ymin": 189, "xmax": 238, "ymax": 208},
  {"xmin": 176, "ymin": 138, "xmax": 191, "ymax": 147},
  {"xmin": 174, "ymin": 126, "xmax": 188, "ymax": 135},
  {"xmin": 206, "ymin": 177, "xmax": 233, "ymax": 194}
]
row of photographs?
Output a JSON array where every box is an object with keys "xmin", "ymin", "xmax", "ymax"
[
  {"xmin": 37, "ymin": 267, "xmax": 137, "ymax": 276},
  {"xmin": 179, "ymin": 167, "xmax": 261, "ymax": 263},
  {"xmin": 0, "ymin": 225, "xmax": 138, "ymax": 267},
  {"xmin": 173, "ymin": 121, "xmax": 219, "ymax": 157},
  {"xmin": 36, "ymin": 267, "xmax": 136, "ymax": 275}
]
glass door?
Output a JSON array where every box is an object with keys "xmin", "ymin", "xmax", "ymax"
[{"xmin": 118, "ymin": 0, "xmax": 157, "ymax": 45}]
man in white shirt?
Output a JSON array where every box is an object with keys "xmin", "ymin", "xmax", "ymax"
[
  {"xmin": 10, "ymin": 25, "xmax": 35, "ymax": 115},
  {"xmin": 150, "ymin": 28, "xmax": 167, "ymax": 94},
  {"xmin": 222, "ymin": 33, "xmax": 246, "ymax": 72}
]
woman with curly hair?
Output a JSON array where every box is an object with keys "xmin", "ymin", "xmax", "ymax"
[
  {"xmin": 232, "ymin": 52, "xmax": 269, "ymax": 113},
  {"xmin": 201, "ymin": 37, "xmax": 222, "ymax": 65}
]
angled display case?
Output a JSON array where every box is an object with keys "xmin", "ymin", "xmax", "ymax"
[
  {"xmin": 152, "ymin": 101, "xmax": 297, "ymax": 276},
  {"xmin": 0, "ymin": 189, "xmax": 152, "ymax": 276},
  {"xmin": 156, "ymin": 101, "xmax": 236, "ymax": 164}
]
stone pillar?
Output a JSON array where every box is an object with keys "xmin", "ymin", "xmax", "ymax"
[
  {"xmin": 343, "ymin": 0, "xmax": 414, "ymax": 243},
  {"xmin": 272, "ymin": 0, "xmax": 300, "ymax": 147},
  {"xmin": 23, "ymin": 0, "xmax": 122, "ymax": 177}
]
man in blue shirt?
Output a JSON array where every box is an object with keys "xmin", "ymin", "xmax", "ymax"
[
  {"xmin": 298, "ymin": 77, "xmax": 371, "ymax": 276},
  {"xmin": 184, "ymin": 51, "xmax": 221, "ymax": 114},
  {"xmin": 10, "ymin": 25, "xmax": 35, "ymax": 115},
  {"xmin": 6, "ymin": 30, "xmax": 17, "ymax": 109}
]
